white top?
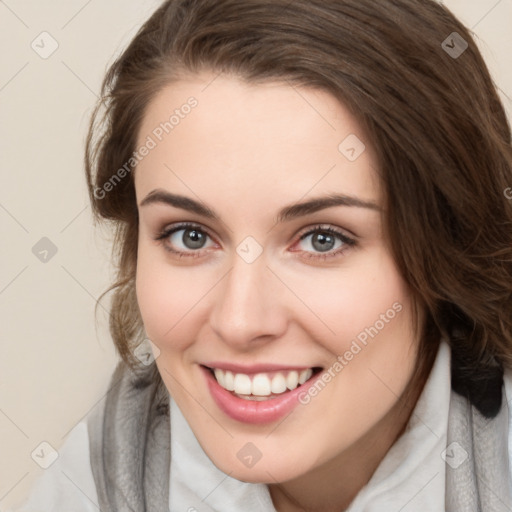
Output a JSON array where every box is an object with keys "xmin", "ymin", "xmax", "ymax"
[{"xmin": 12, "ymin": 340, "xmax": 512, "ymax": 511}]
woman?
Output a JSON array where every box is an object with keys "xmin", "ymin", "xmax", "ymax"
[{"xmin": 16, "ymin": 0, "xmax": 512, "ymax": 510}]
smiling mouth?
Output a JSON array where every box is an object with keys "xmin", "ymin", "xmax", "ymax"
[{"xmin": 202, "ymin": 365, "xmax": 323, "ymax": 401}]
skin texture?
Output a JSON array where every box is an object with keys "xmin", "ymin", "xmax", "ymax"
[{"xmin": 134, "ymin": 72, "xmax": 424, "ymax": 511}]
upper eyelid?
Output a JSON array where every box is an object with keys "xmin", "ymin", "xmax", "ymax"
[
  {"xmin": 160, "ymin": 222, "xmax": 216, "ymax": 241},
  {"xmin": 298, "ymin": 224, "xmax": 356, "ymax": 241}
]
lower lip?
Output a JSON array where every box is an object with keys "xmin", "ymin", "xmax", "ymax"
[{"xmin": 202, "ymin": 366, "xmax": 322, "ymax": 424}]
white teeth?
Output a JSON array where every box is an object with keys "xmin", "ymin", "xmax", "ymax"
[
  {"xmin": 233, "ymin": 373, "xmax": 252, "ymax": 394},
  {"xmin": 235, "ymin": 394, "xmax": 270, "ymax": 401},
  {"xmin": 299, "ymin": 368, "xmax": 313, "ymax": 385},
  {"xmin": 214, "ymin": 369, "xmax": 225, "ymax": 388},
  {"xmin": 271, "ymin": 373, "xmax": 287, "ymax": 394},
  {"xmin": 224, "ymin": 371, "xmax": 235, "ymax": 391},
  {"xmin": 286, "ymin": 371, "xmax": 299, "ymax": 390},
  {"xmin": 211, "ymin": 367, "xmax": 315, "ymax": 397},
  {"xmin": 252, "ymin": 373, "xmax": 272, "ymax": 396}
]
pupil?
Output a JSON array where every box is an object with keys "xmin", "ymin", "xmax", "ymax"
[
  {"xmin": 184, "ymin": 229, "xmax": 205, "ymax": 249},
  {"xmin": 313, "ymin": 232, "xmax": 334, "ymax": 252}
]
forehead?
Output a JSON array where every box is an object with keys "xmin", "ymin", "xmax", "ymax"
[{"xmin": 134, "ymin": 72, "xmax": 381, "ymax": 214}]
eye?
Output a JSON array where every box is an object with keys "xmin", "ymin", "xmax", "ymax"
[
  {"xmin": 154, "ymin": 222, "xmax": 356, "ymax": 261},
  {"xmin": 293, "ymin": 225, "xmax": 356, "ymax": 260},
  {"xmin": 155, "ymin": 222, "xmax": 216, "ymax": 258}
]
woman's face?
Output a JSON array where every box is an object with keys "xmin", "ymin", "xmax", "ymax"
[{"xmin": 134, "ymin": 72, "xmax": 420, "ymax": 483}]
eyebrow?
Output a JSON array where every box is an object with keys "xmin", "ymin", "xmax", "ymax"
[{"xmin": 139, "ymin": 189, "xmax": 380, "ymax": 223}]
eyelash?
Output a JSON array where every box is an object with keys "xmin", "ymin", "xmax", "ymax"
[{"xmin": 154, "ymin": 222, "xmax": 356, "ymax": 261}]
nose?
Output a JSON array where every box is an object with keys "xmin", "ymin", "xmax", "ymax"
[{"xmin": 209, "ymin": 252, "xmax": 288, "ymax": 350}]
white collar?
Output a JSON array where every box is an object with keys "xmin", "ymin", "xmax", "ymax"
[
  {"xmin": 169, "ymin": 340, "xmax": 451, "ymax": 511},
  {"xmin": 345, "ymin": 340, "xmax": 450, "ymax": 511}
]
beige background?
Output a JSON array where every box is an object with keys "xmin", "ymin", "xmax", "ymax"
[{"xmin": 1, "ymin": 0, "xmax": 511, "ymax": 508}]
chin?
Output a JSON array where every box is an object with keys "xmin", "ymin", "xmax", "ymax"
[{"xmin": 208, "ymin": 449, "xmax": 309, "ymax": 484}]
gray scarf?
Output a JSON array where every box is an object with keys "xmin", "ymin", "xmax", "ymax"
[{"xmin": 87, "ymin": 361, "xmax": 512, "ymax": 511}]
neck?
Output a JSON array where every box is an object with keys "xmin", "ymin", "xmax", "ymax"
[{"xmin": 268, "ymin": 354, "xmax": 434, "ymax": 512}]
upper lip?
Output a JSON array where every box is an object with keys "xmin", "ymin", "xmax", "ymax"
[{"xmin": 201, "ymin": 362, "xmax": 319, "ymax": 374}]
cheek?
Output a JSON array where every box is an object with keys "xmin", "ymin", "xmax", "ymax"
[
  {"xmin": 290, "ymin": 248, "xmax": 413, "ymax": 355},
  {"xmin": 135, "ymin": 245, "xmax": 205, "ymax": 349},
  {"xmin": 320, "ymin": 252, "xmax": 417, "ymax": 410}
]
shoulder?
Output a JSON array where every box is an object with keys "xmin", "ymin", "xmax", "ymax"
[
  {"xmin": 10, "ymin": 421, "xmax": 98, "ymax": 512},
  {"xmin": 504, "ymin": 366, "xmax": 512, "ymax": 416},
  {"xmin": 11, "ymin": 359, "xmax": 155, "ymax": 512},
  {"xmin": 504, "ymin": 367, "xmax": 512, "ymax": 417},
  {"xmin": 504, "ymin": 367, "xmax": 512, "ymax": 480}
]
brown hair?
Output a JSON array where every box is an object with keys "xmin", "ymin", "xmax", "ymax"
[{"xmin": 85, "ymin": 0, "xmax": 512, "ymax": 417}]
